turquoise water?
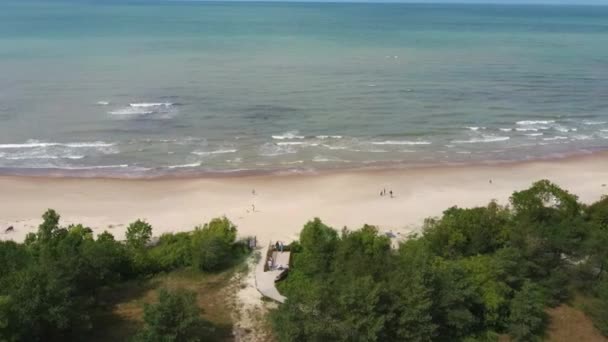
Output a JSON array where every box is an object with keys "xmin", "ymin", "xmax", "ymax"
[{"xmin": 1, "ymin": 1, "xmax": 608, "ymax": 176}]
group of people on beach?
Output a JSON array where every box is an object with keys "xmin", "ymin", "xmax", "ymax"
[{"xmin": 380, "ymin": 188, "xmax": 393, "ymax": 198}]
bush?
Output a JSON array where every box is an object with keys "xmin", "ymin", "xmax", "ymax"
[
  {"xmin": 149, "ymin": 233, "xmax": 193, "ymax": 271},
  {"xmin": 508, "ymin": 281, "xmax": 546, "ymax": 341},
  {"xmin": 126, "ymin": 220, "xmax": 153, "ymax": 250},
  {"xmin": 134, "ymin": 288, "xmax": 209, "ymax": 342},
  {"xmin": 191, "ymin": 217, "xmax": 237, "ymax": 272}
]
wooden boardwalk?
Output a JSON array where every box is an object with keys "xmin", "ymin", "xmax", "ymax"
[{"xmin": 254, "ymin": 244, "xmax": 287, "ymax": 303}]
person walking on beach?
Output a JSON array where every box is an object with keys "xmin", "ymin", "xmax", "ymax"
[{"xmin": 390, "ymin": 190, "xmax": 393, "ymax": 198}]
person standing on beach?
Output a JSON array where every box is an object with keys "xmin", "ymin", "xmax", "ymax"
[{"xmin": 390, "ymin": 190, "xmax": 393, "ymax": 198}]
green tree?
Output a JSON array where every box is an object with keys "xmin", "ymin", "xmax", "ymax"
[
  {"xmin": 423, "ymin": 202, "xmax": 510, "ymax": 258},
  {"xmin": 191, "ymin": 217, "xmax": 237, "ymax": 271},
  {"xmin": 149, "ymin": 232, "xmax": 193, "ymax": 271},
  {"xmin": 296, "ymin": 218, "xmax": 338, "ymax": 277},
  {"xmin": 134, "ymin": 288, "xmax": 208, "ymax": 342},
  {"xmin": 38, "ymin": 209, "xmax": 61, "ymax": 243},
  {"xmin": 6, "ymin": 264, "xmax": 90, "ymax": 341},
  {"xmin": 126, "ymin": 220, "xmax": 153, "ymax": 249},
  {"xmin": 508, "ymin": 281, "xmax": 546, "ymax": 341}
]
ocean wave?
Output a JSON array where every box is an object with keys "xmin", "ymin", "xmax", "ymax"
[
  {"xmin": 96, "ymin": 101, "xmax": 110, "ymax": 106},
  {"xmin": 0, "ymin": 141, "xmax": 114, "ymax": 149},
  {"xmin": 543, "ymin": 136, "xmax": 568, "ymax": 141},
  {"xmin": 271, "ymin": 131, "xmax": 305, "ymax": 140},
  {"xmin": 524, "ymin": 133, "xmax": 543, "ymax": 137},
  {"xmin": 259, "ymin": 142, "xmax": 297, "ymax": 157},
  {"xmin": 583, "ymin": 120, "xmax": 606, "ymax": 125},
  {"xmin": 277, "ymin": 141, "xmax": 307, "ymax": 146},
  {"xmin": 466, "ymin": 127, "xmax": 485, "ymax": 131},
  {"xmin": 109, "ymin": 107, "xmax": 154, "ymax": 116},
  {"xmin": 191, "ymin": 149, "xmax": 237, "ymax": 156},
  {"xmin": 53, "ymin": 164, "xmax": 130, "ymax": 170},
  {"xmin": 516, "ymin": 128, "xmax": 538, "ymax": 132},
  {"xmin": 312, "ymin": 156, "xmax": 346, "ymax": 163},
  {"xmin": 5, "ymin": 155, "xmax": 84, "ymax": 160},
  {"xmin": 168, "ymin": 162, "xmax": 202, "ymax": 169},
  {"xmin": 371, "ymin": 140, "xmax": 432, "ymax": 145},
  {"xmin": 129, "ymin": 102, "xmax": 173, "ymax": 108},
  {"xmin": 316, "ymin": 135, "xmax": 343, "ymax": 139},
  {"xmin": 554, "ymin": 126, "xmax": 574, "ymax": 133},
  {"xmin": 452, "ymin": 136, "xmax": 510, "ymax": 144},
  {"xmin": 516, "ymin": 120, "xmax": 555, "ymax": 125},
  {"xmin": 499, "ymin": 128, "xmax": 513, "ymax": 132},
  {"xmin": 281, "ymin": 160, "xmax": 304, "ymax": 165},
  {"xmin": 321, "ymin": 144, "xmax": 348, "ymax": 150}
]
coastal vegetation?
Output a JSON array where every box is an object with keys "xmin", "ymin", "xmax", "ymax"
[
  {"xmin": 0, "ymin": 213, "xmax": 248, "ymax": 341},
  {"xmin": 0, "ymin": 180, "xmax": 607, "ymax": 341},
  {"xmin": 272, "ymin": 180, "xmax": 608, "ymax": 341}
]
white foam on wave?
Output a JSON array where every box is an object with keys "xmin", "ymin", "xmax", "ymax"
[
  {"xmin": 583, "ymin": 120, "xmax": 607, "ymax": 125},
  {"xmin": 525, "ymin": 133, "xmax": 544, "ymax": 137},
  {"xmin": 516, "ymin": 128, "xmax": 538, "ymax": 132},
  {"xmin": 499, "ymin": 128, "xmax": 513, "ymax": 132},
  {"xmin": 96, "ymin": 101, "xmax": 110, "ymax": 106},
  {"xmin": 5, "ymin": 155, "xmax": 84, "ymax": 160},
  {"xmin": 371, "ymin": 140, "xmax": 432, "ymax": 145},
  {"xmin": 452, "ymin": 136, "xmax": 510, "ymax": 144},
  {"xmin": 277, "ymin": 142, "xmax": 306, "ymax": 146},
  {"xmin": 281, "ymin": 160, "xmax": 304, "ymax": 165},
  {"xmin": 168, "ymin": 162, "xmax": 202, "ymax": 169},
  {"xmin": 466, "ymin": 127, "xmax": 485, "ymax": 131},
  {"xmin": 517, "ymin": 120, "xmax": 555, "ymax": 125},
  {"xmin": 321, "ymin": 144, "xmax": 347, "ymax": 150},
  {"xmin": 0, "ymin": 141, "xmax": 114, "ymax": 149},
  {"xmin": 55, "ymin": 164, "xmax": 130, "ymax": 170},
  {"xmin": 272, "ymin": 131, "xmax": 305, "ymax": 140},
  {"xmin": 109, "ymin": 107, "xmax": 154, "ymax": 116},
  {"xmin": 312, "ymin": 156, "xmax": 346, "ymax": 163},
  {"xmin": 191, "ymin": 149, "xmax": 237, "ymax": 156},
  {"xmin": 129, "ymin": 102, "xmax": 173, "ymax": 108},
  {"xmin": 543, "ymin": 136, "xmax": 568, "ymax": 141},
  {"xmin": 259, "ymin": 142, "xmax": 297, "ymax": 157},
  {"xmin": 572, "ymin": 135, "xmax": 592, "ymax": 141},
  {"xmin": 554, "ymin": 126, "xmax": 573, "ymax": 133},
  {"xmin": 316, "ymin": 135, "xmax": 343, "ymax": 139}
]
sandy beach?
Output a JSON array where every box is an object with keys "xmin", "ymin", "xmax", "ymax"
[{"xmin": 2, "ymin": 153, "xmax": 608, "ymax": 244}]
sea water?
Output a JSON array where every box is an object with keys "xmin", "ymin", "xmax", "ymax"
[{"xmin": 1, "ymin": 0, "xmax": 607, "ymax": 176}]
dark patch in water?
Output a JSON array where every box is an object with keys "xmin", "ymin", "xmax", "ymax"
[{"xmin": 242, "ymin": 104, "xmax": 300, "ymax": 120}]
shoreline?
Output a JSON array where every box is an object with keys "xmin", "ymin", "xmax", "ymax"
[
  {"xmin": 0, "ymin": 147, "xmax": 606, "ymax": 181},
  {"xmin": 2, "ymin": 152, "xmax": 608, "ymax": 245}
]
